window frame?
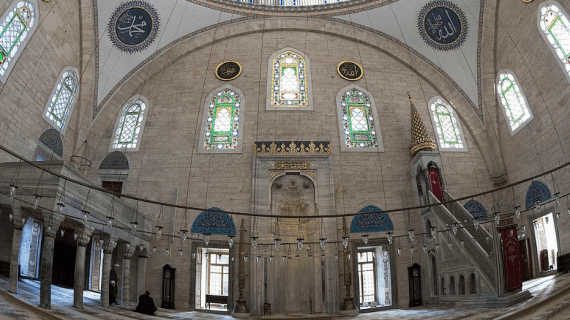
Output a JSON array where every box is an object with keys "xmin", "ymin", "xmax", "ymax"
[
  {"xmin": 206, "ymin": 252, "xmax": 230, "ymax": 297},
  {"xmin": 198, "ymin": 85, "xmax": 245, "ymax": 153},
  {"xmin": 336, "ymin": 85, "xmax": 384, "ymax": 152},
  {"xmin": 357, "ymin": 249, "xmax": 377, "ymax": 305},
  {"xmin": 42, "ymin": 67, "xmax": 80, "ymax": 135},
  {"xmin": 0, "ymin": 0, "xmax": 38, "ymax": 83},
  {"xmin": 537, "ymin": 1, "xmax": 570, "ymax": 85},
  {"xmin": 266, "ymin": 47, "xmax": 313, "ymax": 111},
  {"xmin": 427, "ymin": 96, "xmax": 468, "ymax": 152},
  {"xmin": 496, "ymin": 70, "xmax": 534, "ymax": 136},
  {"xmin": 108, "ymin": 95, "xmax": 149, "ymax": 152}
]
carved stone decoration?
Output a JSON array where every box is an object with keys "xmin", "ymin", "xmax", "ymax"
[
  {"xmin": 490, "ymin": 172, "xmax": 508, "ymax": 187},
  {"xmin": 417, "ymin": 0, "xmax": 468, "ymax": 51},
  {"xmin": 254, "ymin": 141, "xmax": 331, "ymax": 155},
  {"xmin": 108, "ymin": 1, "xmax": 160, "ymax": 53},
  {"xmin": 272, "ymin": 161, "xmax": 314, "ymax": 170},
  {"xmin": 39, "ymin": 129, "xmax": 63, "ymax": 157},
  {"xmin": 216, "ymin": 61, "xmax": 242, "ymax": 81},
  {"xmin": 337, "ymin": 61, "xmax": 363, "ymax": 81}
]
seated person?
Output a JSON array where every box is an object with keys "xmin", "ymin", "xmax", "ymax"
[{"xmin": 136, "ymin": 291, "xmax": 157, "ymax": 315}]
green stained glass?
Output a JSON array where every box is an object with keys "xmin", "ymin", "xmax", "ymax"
[
  {"xmin": 340, "ymin": 88, "xmax": 377, "ymax": 149},
  {"xmin": 540, "ymin": 4, "xmax": 570, "ymax": 74},
  {"xmin": 45, "ymin": 70, "xmax": 78, "ymax": 131},
  {"xmin": 430, "ymin": 98, "xmax": 464, "ymax": 149},
  {"xmin": 271, "ymin": 51, "xmax": 308, "ymax": 107},
  {"xmin": 204, "ymin": 88, "xmax": 241, "ymax": 150},
  {"xmin": 497, "ymin": 72, "xmax": 531, "ymax": 132},
  {"xmin": 0, "ymin": 2, "xmax": 35, "ymax": 77},
  {"xmin": 112, "ymin": 99, "xmax": 146, "ymax": 150}
]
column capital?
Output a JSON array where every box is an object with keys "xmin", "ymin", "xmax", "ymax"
[
  {"xmin": 123, "ymin": 242, "xmax": 133, "ymax": 259},
  {"xmin": 42, "ymin": 211, "xmax": 64, "ymax": 238},
  {"xmin": 75, "ymin": 224, "xmax": 94, "ymax": 247},
  {"xmin": 101, "ymin": 234, "xmax": 117, "ymax": 254},
  {"xmin": 9, "ymin": 205, "xmax": 25, "ymax": 230}
]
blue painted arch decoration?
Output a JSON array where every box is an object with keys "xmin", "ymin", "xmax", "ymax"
[
  {"xmin": 39, "ymin": 129, "xmax": 63, "ymax": 157},
  {"xmin": 191, "ymin": 207, "xmax": 236, "ymax": 235},
  {"xmin": 525, "ymin": 181, "xmax": 551, "ymax": 209},
  {"xmin": 350, "ymin": 205, "xmax": 394, "ymax": 233},
  {"xmin": 99, "ymin": 151, "xmax": 129, "ymax": 170},
  {"xmin": 464, "ymin": 200, "xmax": 487, "ymax": 221}
]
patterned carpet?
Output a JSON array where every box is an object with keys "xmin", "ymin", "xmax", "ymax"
[{"xmin": 0, "ymin": 274, "xmax": 569, "ymax": 319}]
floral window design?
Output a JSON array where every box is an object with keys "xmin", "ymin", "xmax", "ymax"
[
  {"xmin": 496, "ymin": 71, "xmax": 532, "ymax": 134},
  {"xmin": 539, "ymin": 2, "xmax": 570, "ymax": 78},
  {"xmin": 429, "ymin": 98, "xmax": 465, "ymax": 150},
  {"xmin": 111, "ymin": 97, "xmax": 147, "ymax": 151},
  {"xmin": 204, "ymin": 88, "xmax": 241, "ymax": 150},
  {"xmin": 44, "ymin": 69, "xmax": 79, "ymax": 132},
  {"xmin": 0, "ymin": 1, "xmax": 35, "ymax": 81},
  {"xmin": 270, "ymin": 50, "xmax": 308, "ymax": 107},
  {"xmin": 339, "ymin": 88, "xmax": 378, "ymax": 149}
]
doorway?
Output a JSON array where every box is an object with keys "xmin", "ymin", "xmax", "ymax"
[
  {"xmin": 196, "ymin": 248, "xmax": 230, "ymax": 311},
  {"xmin": 356, "ymin": 246, "xmax": 392, "ymax": 309},
  {"xmin": 533, "ymin": 213, "xmax": 558, "ymax": 272}
]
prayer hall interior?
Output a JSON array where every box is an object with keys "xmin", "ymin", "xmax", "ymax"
[{"xmin": 1, "ymin": 0, "xmax": 570, "ymax": 319}]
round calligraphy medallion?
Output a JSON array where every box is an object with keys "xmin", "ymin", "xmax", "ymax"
[
  {"xmin": 417, "ymin": 0, "xmax": 468, "ymax": 51},
  {"xmin": 337, "ymin": 61, "xmax": 363, "ymax": 81},
  {"xmin": 108, "ymin": 1, "xmax": 160, "ymax": 53},
  {"xmin": 215, "ymin": 61, "xmax": 242, "ymax": 81}
]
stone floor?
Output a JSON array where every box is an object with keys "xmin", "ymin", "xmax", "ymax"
[{"xmin": 0, "ymin": 274, "xmax": 569, "ymax": 319}]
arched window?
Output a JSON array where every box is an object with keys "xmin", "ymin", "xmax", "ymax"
[
  {"xmin": 470, "ymin": 273, "xmax": 477, "ymax": 294},
  {"xmin": 449, "ymin": 276, "xmax": 456, "ymax": 295},
  {"xmin": 431, "ymin": 255, "xmax": 438, "ymax": 296},
  {"xmin": 109, "ymin": 96, "xmax": 149, "ymax": 151},
  {"xmin": 336, "ymin": 85, "xmax": 383, "ymax": 151},
  {"xmin": 267, "ymin": 48, "xmax": 312, "ymax": 110},
  {"xmin": 42, "ymin": 67, "xmax": 79, "ymax": 134},
  {"xmin": 538, "ymin": 2, "xmax": 570, "ymax": 83},
  {"xmin": 428, "ymin": 97, "xmax": 466, "ymax": 151},
  {"xmin": 199, "ymin": 86, "xmax": 245, "ymax": 153},
  {"xmin": 0, "ymin": 0, "xmax": 37, "ymax": 83},
  {"xmin": 459, "ymin": 275, "xmax": 465, "ymax": 294},
  {"xmin": 496, "ymin": 70, "xmax": 533, "ymax": 135}
]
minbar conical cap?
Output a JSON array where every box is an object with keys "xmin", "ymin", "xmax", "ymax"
[{"xmin": 409, "ymin": 94, "xmax": 437, "ymax": 156}]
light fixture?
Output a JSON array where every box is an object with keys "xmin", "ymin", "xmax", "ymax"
[
  {"xmin": 192, "ymin": 252, "xmax": 196, "ymax": 259},
  {"xmin": 179, "ymin": 249, "xmax": 184, "ymax": 257},
  {"xmin": 460, "ymin": 240, "xmax": 465, "ymax": 247},
  {"xmin": 274, "ymin": 238, "xmax": 281, "ymax": 251},
  {"xmin": 408, "ymin": 229, "xmax": 415, "ymax": 241},
  {"xmin": 422, "ymin": 245, "xmax": 427, "ymax": 252},
  {"xmin": 397, "ymin": 247, "xmax": 402, "ymax": 255},
  {"xmin": 410, "ymin": 247, "xmax": 415, "ymax": 254},
  {"xmin": 515, "ymin": 206, "xmax": 521, "ymax": 220},
  {"xmin": 387, "ymin": 231, "xmax": 393, "ymax": 244},
  {"xmin": 473, "ymin": 218, "xmax": 480, "ymax": 230},
  {"xmin": 494, "ymin": 212, "xmax": 500, "ymax": 224},
  {"xmin": 231, "ymin": 256, "xmax": 234, "ymax": 261},
  {"xmin": 156, "ymin": 225, "xmax": 164, "ymax": 238},
  {"xmin": 126, "ymin": 242, "xmax": 131, "ymax": 250},
  {"xmin": 139, "ymin": 245, "xmax": 144, "ymax": 252},
  {"xmin": 181, "ymin": 230, "xmax": 188, "ymax": 241},
  {"xmin": 99, "ymin": 239, "xmax": 104, "ymax": 247},
  {"xmin": 166, "ymin": 248, "xmax": 170, "ymax": 255},
  {"xmin": 282, "ymin": 256, "xmax": 287, "ymax": 262},
  {"xmin": 557, "ymin": 212, "xmax": 560, "ymax": 220},
  {"xmin": 106, "ymin": 217, "xmax": 114, "ymax": 228},
  {"xmin": 8, "ymin": 213, "xmax": 12, "ymax": 222},
  {"xmin": 509, "ymin": 229, "xmax": 514, "ymax": 237},
  {"xmin": 297, "ymin": 238, "xmax": 304, "ymax": 250},
  {"xmin": 244, "ymin": 255, "xmax": 248, "ymax": 262},
  {"xmin": 153, "ymin": 247, "xmax": 157, "ymax": 253},
  {"xmin": 21, "ymin": 217, "xmax": 26, "ymax": 225},
  {"xmin": 435, "ymin": 243, "xmax": 440, "ymax": 251},
  {"xmin": 362, "ymin": 234, "xmax": 369, "ymax": 245},
  {"xmin": 486, "ymin": 235, "xmax": 490, "ymax": 243},
  {"xmin": 251, "ymin": 236, "xmax": 258, "ymax": 248},
  {"xmin": 536, "ymin": 201, "xmax": 541, "ymax": 213},
  {"xmin": 334, "ymin": 254, "xmax": 339, "ymax": 261},
  {"xmin": 448, "ymin": 242, "xmax": 453, "ymax": 249},
  {"xmin": 452, "ymin": 223, "xmax": 458, "ymax": 235},
  {"xmin": 204, "ymin": 234, "xmax": 210, "ymax": 246},
  {"xmin": 431, "ymin": 227, "xmax": 437, "ymax": 238},
  {"xmin": 60, "ymin": 229, "xmax": 65, "ymax": 237},
  {"xmin": 228, "ymin": 235, "xmax": 235, "ymax": 248},
  {"xmin": 9, "ymin": 184, "xmax": 17, "ymax": 201},
  {"xmin": 82, "ymin": 210, "xmax": 88, "ymax": 222},
  {"xmin": 319, "ymin": 238, "xmax": 326, "ymax": 250},
  {"xmin": 131, "ymin": 221, "xmax": 138, "ymax": 231},
  {"xmin": 347, "ymin": 253, "xmax": 351, "ymax": 260},
  {"xmin": 56, "ymin": 202, "xmax": 65, "ymax": 215},
  {"xmin": 269, "ymin": 255, "xmax": 274, "ymax": 263},
  {"xmin": 32, "ymin": 195, "xmax": 40, "ymax": 210},
  {"xmin": 309, "ymin": 254, "xmax": 313, "ymax": 260},
  {"xmin": 256, "ymin": 256, "xmax": 261, "ymax": 262},
  {"xmin": 73, "ymin": 233, "xmax": 78, "ymax": 240},
  {"xmin": 555, "ymin": 192, "xmax": 560, "ymax": 205},
  {"xmin": 342, "ymin": 236, "xmax": 349, "ymax": 248},
  {"xmin": 321, "ymin": 254, "xmax": 325, "ymax": 261},
  {"xmin": 295, "ymin": 255, "xmax": 300, "ymax": 260}
]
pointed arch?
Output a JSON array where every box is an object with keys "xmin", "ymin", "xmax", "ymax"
[
  {"xmin": 525, "ymin": 181, "xmax": 552, "ymax": 209},
  {"xmin": 336, "ymin": 85, "xmax": 384, "ymax": 152},
  {"xmin": 428, "ymin": 96, "xmax": 467, "ymax": 151},
  {"xmin": 99, "ymin": 151, "xmax": 129, "ymax": 170},
  {"xmin": 464, "ymin": 199, "xmax": 488, "ymax": 221},
  {"xmin": 350, "ymin": 205, "xmax": 394, "ymax": 233},
  {"xmin": 191, "ymin": 207, "xmax": 236, "ymax": 235},
  {"xmin": 199, "ymin": 85, "xmax": 245, "ymax": 153},
  {"xmin": 496, "ymin": 70, "xmax": 533, "ymax": 135},
  {"xmin": 538, "ymin": 1, "xmax": 570, "ymax": 84},
  {"xmin": 266, "ymin": 48, "xmax": 313, "ymax": 110},
  {"xmin": 109, "ymin": 96, "xmax": 149, "ymax": 152},
  {"xmin": 38, "ymin": 129, "xmax": 63, "ymax": 157},
  {"xmin": 0, "ymin": 0, "xmax": 38, "ymax": 83},
  {"xmin": 42, "ymin": 67, "xmax": 80, "ymax": 134}
]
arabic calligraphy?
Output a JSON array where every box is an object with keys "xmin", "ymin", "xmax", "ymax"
[
  {"xmin": 115, "ymin": 8, "xmax": 153, "ymax": 45},
  {"xmin": 215, "ymin": 61, "xmax": 242, "ymax": 81},
  {"xmin": 337, "ymin": 61, "xmax": 363, "ymax": 81},
  {"xmin": 425, "ymin": 7, "xmax": 462, "ymax": 44}
]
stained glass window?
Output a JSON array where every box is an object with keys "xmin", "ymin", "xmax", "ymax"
[
  {"xmin": 539, "ymin": 2, "xmax": 570, "ymax": 79},
  {"xmin": 110, "ymin": 97, "xmax": 148, "ymax": 151},
  {"xmin": 0, "ymin": 1, "xmax": 36, "ymax": 82},
  {"xmin": 43, "ymin": 69, "xmax": 79, "ymax": 133},
  {"xmin": 204, "ymin": 88, "xmax": 241, "ymax": 150},
  {"xmin": 496, "ymin": 71, "xmax": 532, "ymax": 134},
  {"xmin": 337, "ymin": 87, "xmax": 380, "ymax": 150},
  {"xmin": 269, "ymin": 50, "xmax": 310, "ymax": 108},
  {"xmin": 429, "ymin": 97, "xmax": 465, "ymax": 150}
]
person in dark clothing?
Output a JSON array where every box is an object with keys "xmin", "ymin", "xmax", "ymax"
[
  {"xmin": 136, "ymin": 291, "xmax": 158, "ymax": 315},
  {"xmin": 110, "ymin": 263, "xmax": 119, "ymax": 305}
]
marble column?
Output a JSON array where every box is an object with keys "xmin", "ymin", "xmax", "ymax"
[
  {"xmin": 73, "ymin": 224, "xmax": 94, "ymax": 309},
  {"xmin": 39, "ymin": 211, "xmax": 64, "ymax": 309},
  {"xmin": 9, "ymin": 205, "xmax": 25, "ymax": 294},
  {"xmin": 121, "ymin": 244, "xmax": 132, "ymax": 305},
  {"xmin": 100, "ymin": 234, "xmax": 117, "ymax": 307},
  {"xmin": 137, "ymin": 249, "xmax": 148, "ymax": 298}
]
